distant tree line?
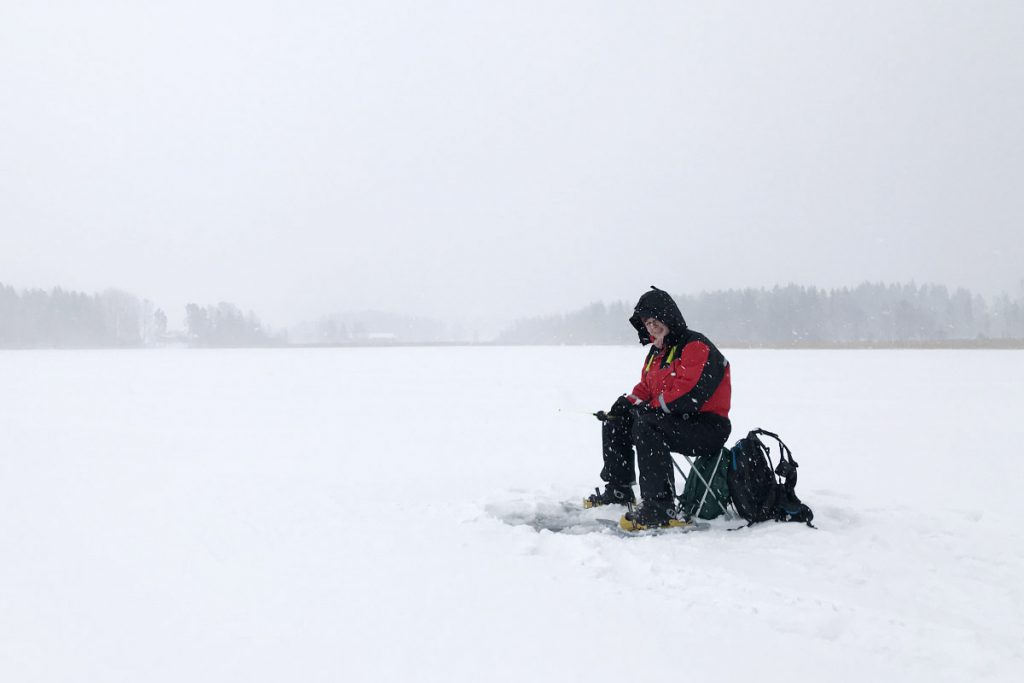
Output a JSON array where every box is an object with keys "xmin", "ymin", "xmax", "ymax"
[
  {"xmin": 184, "ymin": 302, "xmax": 285, "ymax": 347},
  {"xmin": 0, "ymin": 283, "xmax": 165, "ymax": 348},
  {"xmin": 6, "ymin": 280, "xmax": 1023, "ymax": 348},
  {"xmin": 495, "ymin": 283, "xmax": 1024, "ymax": 346},
  {"xmin": 0, "ymin": 283, "xmax": 283, "ymax": 348}
]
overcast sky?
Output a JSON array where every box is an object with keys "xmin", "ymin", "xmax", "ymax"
[{"xmin": 2, "ymin": 1, "xmax": 1022, "ymax": 330}]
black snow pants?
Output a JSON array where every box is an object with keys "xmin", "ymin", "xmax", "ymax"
[{"xmin": 601, "ymin": 408, "xmax": 731, "ymax": 503}]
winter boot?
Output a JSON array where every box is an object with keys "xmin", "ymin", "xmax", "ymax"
[
  {"xmin": 583, "ymin": 484, "xmax": 636, "ymax": 509},
  {"xmin": 619, "ymin": 498, "xmax": 691, "ymax": 531}
]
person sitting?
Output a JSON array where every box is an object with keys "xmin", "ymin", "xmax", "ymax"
[{"xmin": 586, "ymin": 286, "xmax": 732, "ymax": 531}]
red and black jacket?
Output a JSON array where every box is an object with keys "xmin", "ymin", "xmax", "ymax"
[
  {"xmin": 625, "ymin": 331, "xmax": 731, "ymax": 419},
  {"xmin": 625, "ymin": 286, "xmax": 731, "ymax": 420}
]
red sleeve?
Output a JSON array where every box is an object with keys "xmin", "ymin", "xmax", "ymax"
[
  {"xmin": 652, "ymin": 341, "xmax": 709, "ymax": 410},
  {"xmin": 628, "ymin": 379, "xmax": 652, "ymax": 405}
]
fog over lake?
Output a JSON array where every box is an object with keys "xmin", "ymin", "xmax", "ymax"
[{"xmin": 2, "ymin": 2, "xmax": 1022, "ymax": 331}]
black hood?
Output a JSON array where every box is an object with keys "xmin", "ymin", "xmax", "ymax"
[{"xmin": 628, "ymin": 286, "xmax": 688, "ymax": 346}]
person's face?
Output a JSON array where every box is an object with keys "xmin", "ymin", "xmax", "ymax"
[{"xmin": 643, "ymin": 317, "xmax": 669, "ymax": 348}]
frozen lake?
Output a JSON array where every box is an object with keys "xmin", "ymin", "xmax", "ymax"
[{"xmin": 2, "ymin": 347, "xmax": 1022, "ymax": 682}]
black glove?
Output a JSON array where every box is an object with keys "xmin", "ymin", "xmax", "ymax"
[
  {"xmin": 595, "ymin": 395, "xmax": 634, "ymax": 422},
  {"xmin": 609, "ymin": 395, "xmax": 633, "ymax": 417}
]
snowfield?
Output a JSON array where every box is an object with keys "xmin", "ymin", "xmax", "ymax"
[{"xmin": 2, "ymin": 347, "xmax": 1022, "ymax": 682}]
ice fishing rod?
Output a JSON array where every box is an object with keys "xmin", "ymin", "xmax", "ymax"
[{"xmin": 557, "ymin": 408, "xmax": 618, "ymax": 420}]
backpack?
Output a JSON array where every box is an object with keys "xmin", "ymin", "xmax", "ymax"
[
  {"xmin": 678, "ymin": 447, "xmax": 731, "ymax": 520},
  {"xmin": 727, "ymin": 429, "xmax": 815, "ymax": 528}
]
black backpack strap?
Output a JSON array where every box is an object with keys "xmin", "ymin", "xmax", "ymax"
[
  {"xmin": 751, "ymin": 429, "xmax": 798, "ymax": 468},
  {"xmin": 745, "ymin": 430, "xmax": 774, "ymax": 470}
]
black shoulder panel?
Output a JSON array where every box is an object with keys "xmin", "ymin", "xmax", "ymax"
[{"xmin": 666, "ymin": 330, "xmax": 728, "ymax": 414}]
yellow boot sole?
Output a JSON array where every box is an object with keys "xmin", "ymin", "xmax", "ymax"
[{"xmin": 619, "ymin": 515, "xmax": 694, "ymax": 532}]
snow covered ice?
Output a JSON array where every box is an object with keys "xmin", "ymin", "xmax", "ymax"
[{"xmin": 1, "ymin": 347, "xmax": 1022, "ymax": 682}]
